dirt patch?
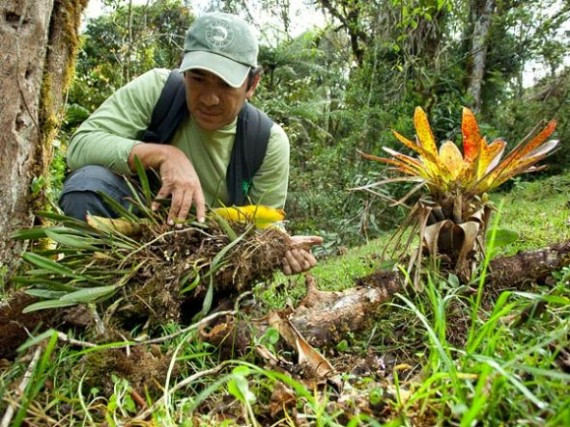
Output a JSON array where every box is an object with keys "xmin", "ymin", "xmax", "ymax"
[{"xmin": 0, "ymin": 293, "xmax": 61, "ymax": 359}]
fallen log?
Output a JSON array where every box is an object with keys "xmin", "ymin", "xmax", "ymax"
[
  {"xmin": 288, "ymin": 272, "xmax": 401, "ymax": 347},
  {"xmin": 201, "ymin": 240, "xmax": 570, "ymax": 354},
  {"xmin": 487, "ymin": 240, "xmax": 570, "ymax": 289}
]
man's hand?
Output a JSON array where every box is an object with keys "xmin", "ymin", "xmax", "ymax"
[
  {"xmin": 129, "ymin": 144, "xmax": 206, "ymax": 224},
  {"xmin": 282, "ymin": 235, "xmax": 323, "ymax": 275}
]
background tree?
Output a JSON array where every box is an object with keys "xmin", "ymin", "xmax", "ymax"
[
  {"xmin": 466, "ymin": 0, "xmax": 496, "ymax": 112},
  {"xmin": 0, "ymin": 0, "xmax": 87, "ymax": 279},
  {"xmin": 68, "ymin": 0, "xmax": 192, "ymax": 115}
]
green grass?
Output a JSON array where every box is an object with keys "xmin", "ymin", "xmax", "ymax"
[
  {"xmin": 1, "ymin": 172, "xmax": 569, "ymax": 425},
  {"xmin": 493, "ymin": 175, "xmax": 570, "ymax": 254}
]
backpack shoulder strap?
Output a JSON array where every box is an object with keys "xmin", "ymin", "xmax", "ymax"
[
  {"xmin": 226, "ymin": 103, "xmax": 273, "ymax": 206},
  {"xmin": 140, "ymin": 69, "xmax": 188, "ymax": 144}
]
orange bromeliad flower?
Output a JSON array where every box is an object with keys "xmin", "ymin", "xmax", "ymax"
[
  {"xmin": 360, "ymin": 107, "xmax": 559, "ymax": 287},
  {"xmin": 361, "ymin": 107, "xmax": 558, "ymax": 197}
]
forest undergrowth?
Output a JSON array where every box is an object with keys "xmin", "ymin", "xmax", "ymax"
[{"xmin": 0, "ymin": 173, "xmax": 569, "ymax": 426}]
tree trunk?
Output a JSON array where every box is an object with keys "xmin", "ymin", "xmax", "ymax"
[
  {"xmin": 318, "ymin": 0, "xmax": 368, "ymax": 66},
  {"xmin": 0, "ymin": 0, "xmax": 87, "ymax": 279},
  {"xmin": 467, "ymin": 0, "xmax": 495, "ymax": 112}
]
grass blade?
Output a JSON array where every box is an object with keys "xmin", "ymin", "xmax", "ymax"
[
  {"xmin": 210, "ymin": 209, "xmax": 238, "ymax": 241},
  {"xmin": 96, "ymin": 191, "xmax": 139, "ymax": 221},
  {"xmin": 211, "ymin": 225, "xmax": 252, "ymax": 269},
  {"xmin": 13, "ymin": 331, "xmax": 59, "ymax": 426},
  {"xmin": 201, "ymin": 277, "xmax": 215, "ymax": 315},
  {"xmin": 22, "ymin": 299, "xmax": 77, "ymax": 313},
  {"xmin": 24, "ymin": 289, "xmax": 67, "ymax": 299},
  {"xmin": 133, "ymin": 155, "xmax": 153, "ymax": 203},
  {"xmin": 59, "ymin": 284, "xmax": 118, "ymax": 303},
  {"xmin": 11, "ymin": 276, "xmax": 79, "ymax": 292},
  {"xmin": 44, "ymin": 230, "xmax": 99, "ymax": 250},
  {"xmin": 22, "ymin": 252, "xmax": 101, "ymax": 284}
]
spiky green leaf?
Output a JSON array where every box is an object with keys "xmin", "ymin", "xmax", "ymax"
[
  {"xmin": 22, "ymin": 299, "xmax": 77, "ymax": 313},
  {"xmin": 59, "ymin": 285, "xmax": 118, "ymax": 303}
]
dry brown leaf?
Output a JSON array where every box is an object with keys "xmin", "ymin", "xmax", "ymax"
[
  {"xmin": 267, "ymin": 311, "xmax": 336, "ymax": 380},
  {"xmin": 86, "ymin": 214, "xmax": 142, "ymax": 236},
  {"xmin": 269, "ymin": 382, "xmax": 297, "ymax": 417}
]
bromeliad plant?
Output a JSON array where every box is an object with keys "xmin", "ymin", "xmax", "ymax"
[
  {"xmin": 360, "ymin": 107, "xmax": 558, "ymax": 286},
  {"xmin": 11, "ymin": 162, "xmax": 289, "ymax": 327}
]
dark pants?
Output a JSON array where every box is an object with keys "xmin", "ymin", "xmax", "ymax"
[{"xmin": 59, "ymin": 165, "xmax": 137, "ymax": 220}]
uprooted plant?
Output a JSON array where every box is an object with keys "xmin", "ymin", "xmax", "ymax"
[{"xmin": 8, "ymin": 161, "xmax": 290, "ymax": 332}]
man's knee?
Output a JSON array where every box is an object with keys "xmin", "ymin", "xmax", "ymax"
[
  {"xmin": 59, "ymin": 190, "xmax": 117, "ymax": 220},
  {"xmin": 59, "ymin": 166, "xmax": 133, "ymax": 220}
]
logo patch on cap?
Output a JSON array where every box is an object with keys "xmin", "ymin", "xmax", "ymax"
[{"xmin": 205, "ymin": 20, "xmax": 234, "ymax": 48}]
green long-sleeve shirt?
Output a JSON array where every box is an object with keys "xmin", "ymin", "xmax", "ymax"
[{"xmin": 67, "ymin": 68, "xmax": 290, "ymax": 209}]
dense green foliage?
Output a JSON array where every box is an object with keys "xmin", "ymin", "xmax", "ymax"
[
  {"xmin": 70, "ymin": 0, "xmax": 192, "ymax": 111},
  {"xmin": 3, "ymin": 2, "xmax": 567, "ymax": 425},
  {"xmin": 57, "ymin": 0, "xmax": 569, "ymax": 248}
]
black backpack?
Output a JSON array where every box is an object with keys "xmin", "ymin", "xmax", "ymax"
[{"xmin": 139, "ymin": 70, "xmax": 273, "ymax": 206}]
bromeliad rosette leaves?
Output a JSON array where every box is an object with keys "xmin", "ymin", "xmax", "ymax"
[
  {"xmin": 360, "ymin": 107, "xmax": 559, "ymax": 286},
  {"xmin": 11, "ymin": 164, "xmax": 289, "ymax": 326}
]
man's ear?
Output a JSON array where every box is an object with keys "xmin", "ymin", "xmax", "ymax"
[{"xmin": 245, "ymin": 73, "xmax": 261, "ymax": 99}]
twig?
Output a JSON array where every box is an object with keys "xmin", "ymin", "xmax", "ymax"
[
  {"xmin": 90, "ymin": 304, "xmax": 107, "ymax": 337},
  {"xmin": 1, "ymin": 346, "xmax": 42, "ymax": 427},
  {"xmin": 130, "ymin": 388, "xmax": 147, "ymax": 410},
  {"xmin": 50, "ymin": 307, "xmax": 240, "ymax": 350},
  {"xmin": 56, "ymin": 332, "xmax": 96, "ymax": 348},
  {"xmin": 132, "ymin": 309, "xmax": 237, "ymax": 346}
]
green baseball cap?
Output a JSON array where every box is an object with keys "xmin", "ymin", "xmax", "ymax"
[{"xmin": 180, "ymin": 13, "xmax": 258, "ymax": 88}]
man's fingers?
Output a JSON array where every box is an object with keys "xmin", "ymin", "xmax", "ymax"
[
  {"xmin": 290, "ymin": 235, "xmax": 324, "ymax": 250},
  {"xmin": 153, "ymin": 185, "xmax": 205, "ymax": 225},
  {"xmin": 168, "ymin": 189, "xmax": 185, "ymax": 225},
  {"xmin": 176, "ymin": 190, "xmax": 193, "ymax": 225},
  {"xmin": 297, "ymin": 250, "xmax": 316, "ymax": 270},
  {"xmin": 282, "ymin": 249, "xmax": 316, "ymax": 275},
  {"xmin": 194, "ymin": 189, "xmax": 206, "ymax": 223},
  {"xmin": 282, "ymin": 258, "xmax": 292, "ymax": 275},
  {"xmin": 152, "ymin": 186, "xmax": 171, "ymax": 211},
  {"xmin": 301, "ymin": 250, "xmax": 317, "ymax": 269},
  {"xmin": 306, "ymin": 236, "xmax": 324, "ymax": 245},
  {"xmin": 284, "ymin": 250, "xmax": 302, "ymax": 274}
]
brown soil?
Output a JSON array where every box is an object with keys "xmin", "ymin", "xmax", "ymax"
[{"xmin": 0, "ymin": 293, "xmax": 61, "ymax": 359}]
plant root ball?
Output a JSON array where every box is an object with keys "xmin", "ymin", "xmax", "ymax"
[
  {"xmin": 104, "ymin": 224, "xmax": 290, "ymax": 328},
  {"xmin": 216, "ymin": 227, "xmax": 290, "ymax": 293}
]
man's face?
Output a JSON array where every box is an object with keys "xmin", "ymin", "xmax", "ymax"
[{"xmin": 185, "ymin": 69, "xmax": 258, "ymax": 131}]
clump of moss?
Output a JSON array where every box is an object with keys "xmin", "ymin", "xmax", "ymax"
[{"xmin": 82, "ymin": 345, "xmax": 172, "ymax": 397}]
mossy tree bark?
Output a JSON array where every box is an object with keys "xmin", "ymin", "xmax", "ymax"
[
  {"xmin": 467, "ymin": 0, "xmax": 496, "ymax": 112},
  {"xmin": 0, "ymin": 0, "xmax": 87, "ymax": 278}
]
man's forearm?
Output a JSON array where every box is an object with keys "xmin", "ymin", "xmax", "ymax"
[
  {"xmin": 68, "ymin": 131, "xmax": 140, "ymax": 175},
  {"xmin": 128, "ymin": 143, "xmax": 175, "ymax": 171}
]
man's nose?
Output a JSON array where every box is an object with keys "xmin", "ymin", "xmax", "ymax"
[{"xmin": 201, "ymin": 90, "xmax": 220, "ymax": 106}]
